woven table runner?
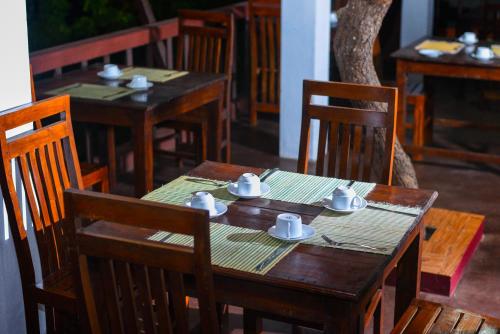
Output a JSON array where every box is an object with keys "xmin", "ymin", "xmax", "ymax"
[
  {"xmin": 260, "ymin": 170, "xmax": 376, "ymax": 206},
  {"xmin": 415, "ymin": 40, "xmax": 465, "ymax": 54},
  {"xmin": 302, "ymin": 203, "xmax": 423, "ymax": 255},
  {"xmin": 120, "ymin": 67, "xmax": 188, "ymax": 83},
  {"xmin": 46, "ymin": 83, "xmax": 133, "ymax": 101},
  {"xmin": 148, "ymin": 223, "xmax": 297, "ymax": 275},
  {"xmin": 492, "ymin": 45, "xmax": 500, "ymax": 58},
  {"xmin": 142, "ymin": 176, "xmax": 236, "ymax": 207}
]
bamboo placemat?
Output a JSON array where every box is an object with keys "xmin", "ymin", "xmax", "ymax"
[
  {"xmin": 492, "ymin": 45, "xmax": 500, "ymax": 58},
  {"xmin": 260, "ymin": 170, "xmax": 375, "ymax": 206},
  {"xmin": 142, "ymin": 176, "xmax": 237, "ymax": 207},
  {"xmin": 415, "ymin": 40, "xmax": 465, "ymax": 54},
  {"xmin": 148, "ymin": 223, "xmax": 297, "ymax": 275},
  {"xmin": 46, "ymin": 83, "xmax": 133, "ymax": 101},
  {"xmin": 303, "ymin": 203, "xmax": 423, "ymax": 255},
  {"xmin": 120, "ymin": 67, "xmax": 188, "ymax": 83}
]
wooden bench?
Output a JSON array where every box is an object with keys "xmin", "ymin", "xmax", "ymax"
[
  {"xmin": 392, "ymin": 299, "xmax": 500, "ymax": 334},
  {"xmin": 388, "ymin": 208, "xmax": 485, "ymax": 296}
]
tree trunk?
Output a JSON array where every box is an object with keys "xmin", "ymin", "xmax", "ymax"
[{"xmin": 333, "ymin": 0, "xmax": 419, "ymax": 188}]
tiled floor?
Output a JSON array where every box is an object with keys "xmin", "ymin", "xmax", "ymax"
[{"xmin": 115, "ymin": 78, "xmax": 500, "ymax": 332}]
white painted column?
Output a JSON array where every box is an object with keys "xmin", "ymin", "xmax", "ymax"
[
  {"xmin": 280, "ymin": 0, "xmax": 331, "ymax": 160},
  {"xmin": 0, "ymin": 1, "xmax": 37, "ymax": 333},
  {"xmin": 400, "ymin": 0, "xmax": 435, "ymax": 46}
]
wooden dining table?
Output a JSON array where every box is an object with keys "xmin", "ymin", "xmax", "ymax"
[
  {"xmin": 36, "ymin": 68, "xmax": 226, "ymax": 197},
  {"xmin": 392, "ymin": 37, "xmax": 500, "ymax": 164},
  {"xmin": 84, "ymin": 161, "xmax": 438, "ymax": 333}
]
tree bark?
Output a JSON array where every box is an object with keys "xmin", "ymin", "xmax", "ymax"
[{"xmin": 333, "ymin": 0, "xmax": 419, "ymax": 188}]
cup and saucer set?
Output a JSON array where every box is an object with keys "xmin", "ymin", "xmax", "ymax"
[
  {"xmin": 268, "ymin": 213, "xmax": 315, "ymax": 242},
  {"xmin": 98, "ymin": 64, "xmax": 154, "ymax": 90},
  {"xmin": 322, "ymin": 185, "xmax": 367, "ymax": 213}
]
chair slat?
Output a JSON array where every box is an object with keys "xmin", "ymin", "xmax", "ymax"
[
  {"xmin": 100, "ymin": 259, "xmax": 125, "ymax": 333},
  {"xmin": 259, "ymin": 16, "xmax": 268, "ymax": 104},
  {"xmin": 327, "ymin": 122, "xmax": 340, "ymax": 177},
  {"xmin": 339, "ymin": 124, "xmax": 351, "ymax": 179},
  {"xmin": 267, "ymin": 18, "xmax": 276, "ymax": 104},
  {"xmin": 316, "ymin": 120, "xmax": 328, "ymax": 176},
  {"xmin": 148, "ymin": 268, "xmax": 173, "ymax": 334},
  {"xmin": 351, "ymin": 126, "xmax": 363, "ymax": 180},
  {"xmin": 114, "ymin": 261, "xmax": 140, "ymax": 333},
  {"xmin": 363, "ymin": 126, "xmax": 375, "ymax": 182}
]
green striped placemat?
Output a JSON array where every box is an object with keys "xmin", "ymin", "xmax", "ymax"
[
  {"xmin": 46, "ymin": 83, "xmax": 134, "ymax": 101},
  {"xmin": 303, "ymin": 203, "xmax": 423, "ymax": 255},
  {"xmin": 120, "ymin": 67, "xmax": 188, "ymax": 83},
  {"xmin": 260, "ymin": 170, "xmax": 376, "ymax": 206},
  {"xmin": 148, "ymin": 223, "xmax": 297, "ymax": 275},
  {"xmin": 142, "ymin": 176, "xmax": 237, "ymax": 208}
]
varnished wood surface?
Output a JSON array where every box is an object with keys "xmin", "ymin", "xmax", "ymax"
[
  {"xmin": 391, "ymin": 299, "xmax": 500, "ymax": 334},
  {"xmin": 87, "ymin": 161, "xmax": 436, "ymax": 301},
  {"xmin": 297, "ymin": 80, "xmax": 398, "ymax": 185},
  {"xmin": 36, "ymin": 68, "xmax": 226, "ymax": 196}
]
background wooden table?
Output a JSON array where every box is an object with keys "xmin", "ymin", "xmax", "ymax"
[
  {"xmin": 392, "ymin": 37, "xmax": 500, "ymax": 164},
  {"xmin": 84, "ymin": 161, "xmax": 438, "ymax": 333},
  {"xmin": 37, "ymin": 69, "xmax": 226, "ymax": 196}
]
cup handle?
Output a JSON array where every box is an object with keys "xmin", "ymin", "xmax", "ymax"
[{"xmin": 351, "ymin": 196, "xmax": 363, "ymax": 209}]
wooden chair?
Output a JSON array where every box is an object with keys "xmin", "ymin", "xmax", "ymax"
[
  {"xmin": 298, "ymin": 80, "xmax": 398, "ymax": 185},
  {"xmin": 0, "ymin": 95, "xmax": 105, "ymax": 332},
  {"xmin": 159, "ymin": 9, "xmax": 235, "ymax": 164},
  {"xmin": 392, "ymin": 299, "xmax": 500, "ymax": 334},
  {"xmin": 64, "ymin": 189, "xmax": 219, "ymax": 334},
  {"xmin": 30, "ymin": 67, "xmax": 109, "ymax": 192},
  {"xmin": 249, "ymin": 0, "xmax": 281, "ymax": 126}
]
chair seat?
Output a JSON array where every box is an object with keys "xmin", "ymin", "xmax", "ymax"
[
  {"xmin": 392, "ymin": 299, "xmax": 500, "ymax": 334},
  {"xmin": 34, "ymin": 267, "xmax": 77, "ymax": 314}
]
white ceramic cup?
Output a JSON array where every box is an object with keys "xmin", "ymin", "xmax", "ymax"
[
  {"xmin": 103, "ymin": 64, "xmax": 120, "ymax": 76},
  {"xmin": 463, "ymin": 32, "xmax": 477, "ymax": 43},
  {"xmin": 275, "ymin": 213, "xmax": 302, "ymax": 239},
  {"xmin": 190, "ymin": 191, "xmax": 217, "ymax": 216},
  {"xmin": 331, "ymin": 185, "xmax": 363, "ymax": 210},
  {"xmin": 237, "ymin": 173, "xmax": 261, "ymax": 196},
  {"xmin": 130, "ymin": 75, "xmax": 148, "ymax": 89},
  {"xmin": 475, "ymin": 47, "xmax": 494, "ymax": 59}
]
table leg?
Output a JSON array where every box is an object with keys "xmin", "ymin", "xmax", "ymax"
[
  {"xmin": 324, "ymin": 312, "xmax": 363, "ymax": 334},
  {"xmin": 243, "ymin": 309, "xmax": 263, "ymax": 334},
  {"xmin": 106, "ymin": 126, "xmax": 116, "ymax": 190},
  {"xmin": 133, "ymin": 119, "xmax": 153, "ymax": 197},
  {"xmin": 207, "ymin": 92, "xmax": 224, "ymax": 162},
  {"xmin": 394, "ymin": 226, "xmax": 422, "ymax": 324},
  {"xmin": 396, "ymin": 60, "xmax": 408, "ymax": 144}
]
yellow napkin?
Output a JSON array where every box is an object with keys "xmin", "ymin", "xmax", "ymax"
[
  {"xmin": 491, "ymin": 45, "xmax": 500, "ymax": 58},
  {"xmin": 415, "ymin": 40, "xmax": 464, "ymax": 54}
]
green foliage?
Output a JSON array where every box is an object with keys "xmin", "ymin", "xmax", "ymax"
[{"xmin": 27, "ymin": 0, "xmax": 239, "ymax": 51}]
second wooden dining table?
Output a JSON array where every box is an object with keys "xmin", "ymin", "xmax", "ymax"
[
  {"xmin": 36, "ymin": 67, "xmax": 226, "ymax": 197},
  {"xmin": 84, "ymin": 161, "xmax": 438, "ymax": 333}
]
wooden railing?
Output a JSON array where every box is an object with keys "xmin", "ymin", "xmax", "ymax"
[{"xmin": 30, "ymin": 1, "xmax": 248, "ymax": 76}]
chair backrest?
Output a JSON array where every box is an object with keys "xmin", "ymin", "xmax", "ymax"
[
  {"xmin": 64, "ymin": 189, "xmax": 218, "ymax": 334},
  {"xmin": 249, "ymin": 0, "xmax": 281, "ymax": 113},
  {"xmin": 297, "ymin": 80, "xmax": 398, "ymax": 185},
  {"xmin": 0, "ymin": 95, "xmax": 83, "ymax": 290}
]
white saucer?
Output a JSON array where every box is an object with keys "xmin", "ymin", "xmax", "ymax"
[
  {"xmin": 471, "ymin": 52, "xmax": 494, "ymax": 61},
  {"xmin": 227, "ymin": 182, "xmax": 270, "ymax": 199},
  {"xmin": 458, "ymin": 36, "xmax": 478, "ymax": 45},
  {"xmin": 267, "ymin": 224, "xmax": 315, "ymax": 242},
  {"xmin": 184, "ymin": 200, "xmax": 228, "ymax": 218},
  {"xmin": 126, "ymin": 82, "xmax": 154, "ymax": 90},
  {"xmin": 97, "ymin": 71, "xmax": 123, "ymax": 80},
  {"xmin": 418, "ymin": 49, "xmax": 443, "ymax": 58},
  {"xmin": 322, "ymin": 196, "xmax": 367, "ymax": 213}
]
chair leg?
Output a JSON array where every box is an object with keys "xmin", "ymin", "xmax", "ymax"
[
  {"xmin": 106, "ymin": 126, "xmax": 116, "ymax": 189},
  {"xmin": 373, "ymin": 290, "xmax": 383, "ymax": 334},
  {"xmin": 249, "ymin": 103, "xmax": 258, "ymax": 126},
  {"xmin": 412, "ymin": 96, "xmax": 426, "ymax": 161},
  {"xmin": 24, "ymin": 298, "xmax": 40, "ymax": 334}
]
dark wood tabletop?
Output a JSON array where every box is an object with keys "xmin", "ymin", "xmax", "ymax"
[
  {"xmin": 84, "ymin": 161, "xmax": 438, "ymax": 332},
  {"xmin": 391, "ymin": 37, "xmax": 500, "ymax": 68},
  {"xmin": 36, "ymin": 68, "xmax": 226, "ymax": 111}
]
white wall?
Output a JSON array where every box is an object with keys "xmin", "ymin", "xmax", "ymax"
[
  {"xmin": 280, "ymin": 0, "xmax": 331, "ymax": 160},
  {"xmin": 0, "ymin": 1, "xmax": 34, "ymax": 333},
  {"xmin": 400, "ymin": 0, "xmax": 435, "ymax": 47}
]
